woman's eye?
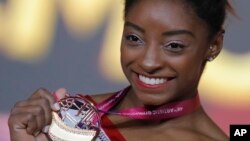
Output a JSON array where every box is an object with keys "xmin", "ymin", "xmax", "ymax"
[
  {"xmin": 164, "ymin": 42, "xmax": 185, "ymax": 52},
  {"xmin": 125, "ymin": 34, "xmax": 143, "ymax": 44}
]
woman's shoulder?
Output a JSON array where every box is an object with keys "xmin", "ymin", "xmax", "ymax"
[
  {"xmin": 189, "ymin": 108, "xmax": 229, "ymax": 141},
  {"xmin": 167, "ymin": 127, "xmax": 228, "ymax": 141},
  {"xmin": 142, "ymin": 107, "xmax": 229, "ymax": 141},
  {"xmin": 159, "ymin": 110, "xmax": 228, "ymax": 141}
]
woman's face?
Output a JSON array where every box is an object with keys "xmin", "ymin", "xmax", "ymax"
[{"xmin": 121, "ymin": 0, "xmax": 214, "ymax": 106}]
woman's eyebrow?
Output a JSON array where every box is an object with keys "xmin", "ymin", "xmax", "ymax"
[
  {"xmin": 124, "ymin": 21, "xmax": 145, "ymax": 33},
  {"xmin": 124, "ymin": 21, "xmax": 195, "ymax": 38},
  {"xmin": 162, "ymin": 30, "xmax": 195, "ymax": 38}
]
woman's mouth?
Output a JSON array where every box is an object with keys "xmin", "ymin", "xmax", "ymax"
[
  {"xmin": 134, "ymin": 74, "xmax": 174, "ymax": 89},
  {"xmin": 139, "ymin": 74, "xmax": 167, "ymax": 85}
]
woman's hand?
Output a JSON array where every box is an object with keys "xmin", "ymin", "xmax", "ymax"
[{"xmin": 8, "ymin": 88, "xmax": 67, "ymax": 141}]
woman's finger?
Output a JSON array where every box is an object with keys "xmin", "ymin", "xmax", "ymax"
[
  {"xmin": 54, "ymin": 87, "xmax": 68, "ymax": 101},
  {"xmin": 11, "ymin": 98, "xmax": 52, "ymax": 126}
]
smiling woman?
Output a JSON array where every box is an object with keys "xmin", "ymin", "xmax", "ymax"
[
  {"xmin": 100, "ymin": 0, "xmax": 250, "ymax": 107},
  {"xmin": 120, "ymin": 0, "xmax": 225, "ymax": 107},
  {"xmin": 8, "ymin": 0, "xmax": 237, "ymax": 141}
]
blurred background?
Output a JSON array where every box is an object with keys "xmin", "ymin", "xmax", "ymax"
[{"xmin": 0, "ymin": 0, "xmax": 249, "ymax": 140}]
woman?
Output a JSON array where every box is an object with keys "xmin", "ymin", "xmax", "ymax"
[{"xmin": 8, "ymin": 0, "xmax": 233, "ymax": 140}]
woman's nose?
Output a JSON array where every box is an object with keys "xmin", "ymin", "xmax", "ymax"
[{"xmin": 138, "ymin": 47, "xmax": 163, "ymax": 74}]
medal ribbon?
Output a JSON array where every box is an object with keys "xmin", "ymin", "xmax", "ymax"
[{"xmin": 93, "ymin": 86, "xmax": 200, "ymax": 120}]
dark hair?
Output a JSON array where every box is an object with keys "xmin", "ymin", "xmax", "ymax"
[{"xmin": 124, "ymin": 0, "xmax": 234, "ymax": 38}]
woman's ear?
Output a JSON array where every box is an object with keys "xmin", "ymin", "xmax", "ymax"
[{"xmin": 206, "ymin": 30, "xmax": 224, "ymax": 62}]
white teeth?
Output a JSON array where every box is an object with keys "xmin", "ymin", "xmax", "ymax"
[{"xmin": 139, "ymin": 75, "xmax": 166, "ymax": 85}]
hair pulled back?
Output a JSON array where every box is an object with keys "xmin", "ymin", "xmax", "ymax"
[{"xmin": 124, "ymin": 0, "xmax": 234, "ymax": 37}]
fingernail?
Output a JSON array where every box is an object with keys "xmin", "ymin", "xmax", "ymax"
[
  {"xmin": 55, "ymin": 88, "xmax": 67, "ymax": 99},
  {"xmin": 42, "ymin": 125, "xmax": 50, "ymax": 133},
  {"xmin": 53, "ymin": 103, "xmax": 60, "ymax": 111}
]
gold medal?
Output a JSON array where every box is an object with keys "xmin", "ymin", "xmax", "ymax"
[{"xmin": 48, "ymin": 96, "xmax": 100, "ymax": 141}]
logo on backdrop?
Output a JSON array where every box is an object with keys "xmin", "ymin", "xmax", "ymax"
[{"xmin": 230, "ymin": 125, "xmax": 250, "ymax": 141}]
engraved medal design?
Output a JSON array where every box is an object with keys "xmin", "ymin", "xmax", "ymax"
[{"xmin": 48, "ymin": 96, "xmax": 100, "ymax": 141}]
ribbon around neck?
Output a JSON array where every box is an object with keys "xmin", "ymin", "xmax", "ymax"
[{"xmin": 89, "ymin": 86, "xmax": 201, "ymax": 121}]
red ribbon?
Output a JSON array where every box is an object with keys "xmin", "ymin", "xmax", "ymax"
[{"xmin": 94, "ymin": 86, "xmax": 200, "ymax": 120}]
